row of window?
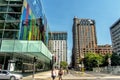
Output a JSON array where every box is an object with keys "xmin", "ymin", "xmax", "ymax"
[
  {"xmin": 49, "ymin": 34, "xmax": 67, "ymax": 40},
  {"xmin": 0, "ymin": 22, "xmax": 20, "ymax": 29},
  {"xmin": 0, "ymin": 0, "xmax": 23, "ymax": 4},
  {"xmin": 79, "ymin": 19, "xmax": 94, "ymax": 25},
  {"xmin": 0, "ymin": 6, "xmax": 22, "ymax": 12},
  {"xmin": 0, "ymin": 13, "xmax": 21, "ymax": 20},
  {"xmin": 111, "ymin": 23, "xmax": 120, "ymax": 34},
  {"xmin": 0, "ymin": 30, "xmax": 19, "ymax": 39}
]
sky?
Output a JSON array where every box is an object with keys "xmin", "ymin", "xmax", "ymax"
[{"xmin": 42, "ymin": 0, "xmax": 120, "ymax": 64}]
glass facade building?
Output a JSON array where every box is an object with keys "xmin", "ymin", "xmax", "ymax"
[
  {"xmin": 0, "ymin": 0, "xmax": 52, "ymax": 72},
  {"xmin": 19, "ymin": 0, "xmax": 48, "ymax": 43}
]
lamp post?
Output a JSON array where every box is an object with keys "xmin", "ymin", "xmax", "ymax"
[
  {"xmin": 108, "ymin": 57, "xmax": 111, "ymax": 67},
  {"xmin": 108, "ymin": 57, "xmax": 111, "ymax": 73},
  {"xmin": 97, "ymin": 60, "xmax": 100, "ymax": 72},
  {"xmin": 81, "ymin": 59, "xmax": 84, "ymax": 72},
  {"xmin": 58, "ymin": 49, "xmax": 60, "ymax": 68},
  {"xmin": 32, "ymin": 57, "xmax": 37, "ymax": 80},
  {"xmin": 52, "ymin": 54, "xmax": 55, "ymax": 68},
  {"xmin": 3, "ymin": 53, "xmax": 6, "ymax": 70}
]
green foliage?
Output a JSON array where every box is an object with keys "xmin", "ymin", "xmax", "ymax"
[
  {"xmin": 60, "ymin": 61, "xmax": 68, "ymax": 69},
  {"xmin": 36, "ymin": 62, "xmax": 43, "ymax": 69},
  {"xmin": 102, "ymin": 53, "xmax": 112, "ymax": 66},
  {"xmin": 84, "ymin": 52, "xmax": 103, "ymax": 70}
]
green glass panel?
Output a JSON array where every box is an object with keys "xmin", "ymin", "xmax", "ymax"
[
  {"xmin": 28, "ymin": 41, "xmax": 41, "ymax": 52},
  {"xmin": 1, "ymin": 40, "xmax": 14, "ymax": 52},
  {"xmin": 14, "ymin": 40, "xmax": 27, "ymax": 52},
  {"xmin": 0, "ymin": 40, "xmax": 52, "ymax": 61}
]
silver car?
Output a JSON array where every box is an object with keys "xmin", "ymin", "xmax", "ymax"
[{"xmin": 0, "ymin": 70, "xmax": 23, "ymax": 80}]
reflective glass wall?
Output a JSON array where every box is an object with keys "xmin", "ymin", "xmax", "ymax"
[
  {"xmin": 0, "ymin": 0, "xmax": 49, "ymax": 48},
  {"xmin": 19, "ymin": 0, "xmax": 49, "ymax": 45}
]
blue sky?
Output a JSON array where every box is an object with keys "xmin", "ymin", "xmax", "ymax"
[{"xmin": 42, "ymin": 0, "xmax": 120, "ymax": 63}]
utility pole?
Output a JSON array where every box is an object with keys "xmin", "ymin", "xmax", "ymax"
[
  {"xmin": 33, "ymin": 62, "xmax": 35, "ymax": 80},
  {"xmin": 32, "ymin": 57, "xmax": 37, "ymax": 80},
  {"xmin": 108, "ymin": 57, "xmax": 111, "ymax": 73},
  {"xmin": 58, "ymin": 49, "xmax": 60, "ymax": 68}
]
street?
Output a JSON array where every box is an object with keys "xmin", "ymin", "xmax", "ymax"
[
  {"xmin": 23, "ymin": 70, "xmax": 120, "ymax": 80},
  {"xmin": 63, "ymin": 70, "xmax": 120, "ymax": 80}
]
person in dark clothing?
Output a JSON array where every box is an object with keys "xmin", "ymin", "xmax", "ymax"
[{"xmin": 58, "ymin": 68, "xmax": 63, "ymax": 80}]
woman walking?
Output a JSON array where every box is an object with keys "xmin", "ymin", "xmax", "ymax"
[
  {"xmin": 51, "ymin": 68, "xmax": 57, "ymax": 80},
  {"xmin": 58, "ymin": 68, "xmax": 63, "ymax": 80}
]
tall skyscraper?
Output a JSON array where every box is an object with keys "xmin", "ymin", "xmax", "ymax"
[
  {"xmin": 110, "ymin": 18, "xmax": 120, "ymax": 55},
  {"xmin": 72, "ymin": 17, "xmax": 97, "ymax": 68},
  {"xmin": 48, "ymin": 32, "xmax": 67, "ymax": 68}
]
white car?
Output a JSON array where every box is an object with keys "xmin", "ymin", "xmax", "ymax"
[{"xmin": 0, "ymin": 70, "xmax": 23, "ymax": 80}]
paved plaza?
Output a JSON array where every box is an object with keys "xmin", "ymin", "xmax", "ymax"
[{"xmin": 23, "ymin": 70, "xmax": 120, "ymax": 80}]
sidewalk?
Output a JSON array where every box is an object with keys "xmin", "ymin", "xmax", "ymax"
[
  {"xmin": 23, "ymin": 70, "xmax": 120, "ymax": 80},
  {"xmin": 23, "ymin": 71, "xmax": 52, "ymax": 80},
  {"xmin": 23, "ymin": 71, "xmax": 93, "ymax": 80},
  {"xmin": 23, "ymin": 70, "xmax": 68, "ymax": 80}
]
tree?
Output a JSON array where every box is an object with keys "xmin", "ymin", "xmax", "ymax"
[
  {"xmin": 83, "ymin": 52, "xmax": 103, "ymax": 70},
  {"xmin": 60, "ymin": 61, "xmax": 68, "ymax": 69},
  {"xmin": 102, "ymin": 53, "xmax": 112, "ymax": 66}
]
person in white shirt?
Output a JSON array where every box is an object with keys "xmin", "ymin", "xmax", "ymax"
[{"xmin": 51, "ymin": 68, "xmax": 57, "ymax": 80}]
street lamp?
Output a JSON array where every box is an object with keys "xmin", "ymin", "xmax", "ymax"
[
  {"xmin": 52, "ymin": 54, "xmax": 55, "ymax": 68},
  {"xmin": 108, "ymin": 57, "xmax": 111, "ymax": 73},
  {"xmin": 108, "ymin": 57, "xmax": 111, "ymax": 67},
  {"xmin": 32, "ymin": 56, "xmax": 37, "ymax": 80},
  {"xmin": 58, "ymin": 49, "xmax": 60, "ymax": 68},
  {"xmin": 81, "ymin": 59, "xmax": 84, "ymax": 72},
  {"xmin": 97, "ymin": 60, "xmax": 100, "ymax": 72}
]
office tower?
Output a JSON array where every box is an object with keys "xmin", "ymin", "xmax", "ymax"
[
  {"xmin": 110, "ymin": 18, "xmax": 120, "ymax": 55},
  {"xmin": 72, "ymin": 17, "xmax": 97, "ymax": 68},
  {"xmin": 48, "ymin": 32, "xmax": 67, "ymax": 68},
  {"xmin": 0, "ymin": 0, "xmax": 51, "ymax": 71}
]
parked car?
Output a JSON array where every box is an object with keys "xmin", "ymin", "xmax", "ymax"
[{"xmin": 0, "ymin": 70, "xmax": 23, "ymax": 80}]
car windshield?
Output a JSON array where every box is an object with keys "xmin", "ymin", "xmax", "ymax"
[{"xmin": 2, "ymin": 71, "xmax": 8, "ymax": 74}]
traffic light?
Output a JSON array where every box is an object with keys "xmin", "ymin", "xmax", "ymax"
[
  {"xmin": 54, "ymin": 56, "xmax": 56, "ymax": 62},
  {"xmin": 52, "ymin": 56, "xmax": 54, "ymax": 64},
  {"xmin": 52, "ymin": 56, "xmax": 57, "ymax": 64},
  {"xmin": 33, "ymin": 57, "xmax": 37, "ymax": 63}
]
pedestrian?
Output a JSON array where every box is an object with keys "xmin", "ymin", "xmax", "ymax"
[
  {"xmin": 66, "ymin": 68, "xmax": 69, "ymax": 74},
  {"xmin": 51, "ymin": 68, "xmax": 57, "ymax": 80},
  {"xmin": 58, "ymin": 67, "xmax": 63, "ymax": 80}
]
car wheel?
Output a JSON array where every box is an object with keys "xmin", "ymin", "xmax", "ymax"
[{"xmin": 10, "ymin": 76, "xmax": 16, "ymax": 80}]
